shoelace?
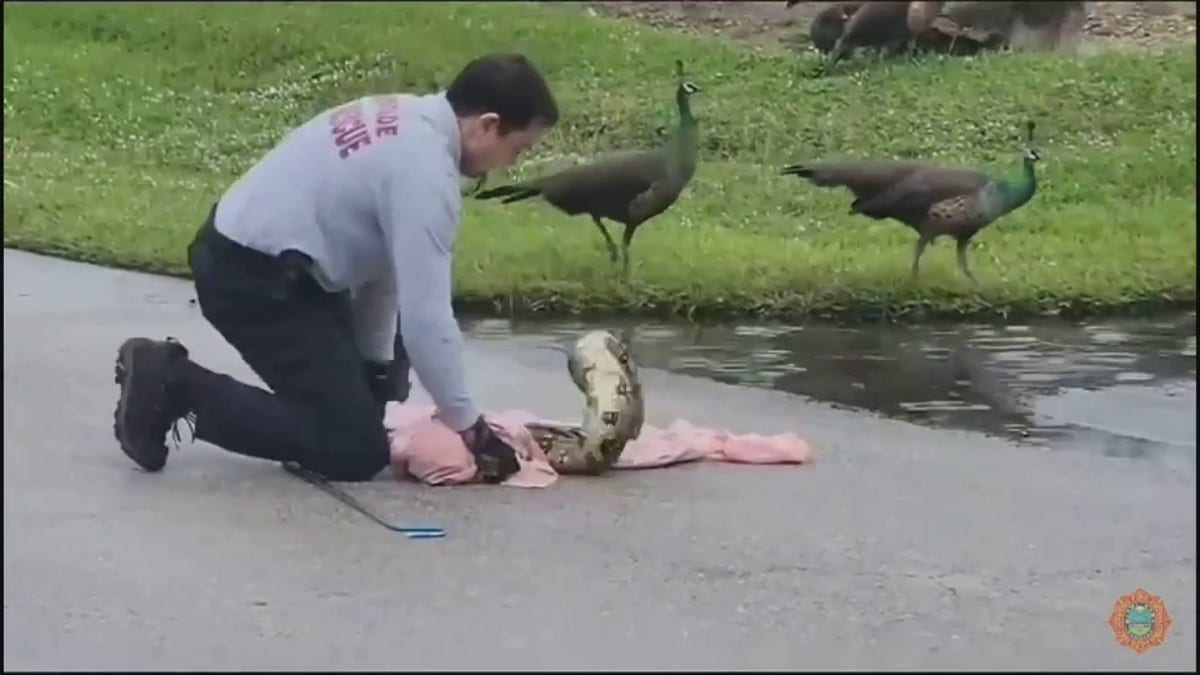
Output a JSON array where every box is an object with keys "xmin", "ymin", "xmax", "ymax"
[
  {"xmin": 162, "ymin": 338, "xmax": 196, "ymax": 449},
  {"xmin": 281, "ymin": 461, "xmax": 445, "ymax": 539},
  {"xmin": 170, "ymin": 411, "xmax": 197, "ymax": 448}
]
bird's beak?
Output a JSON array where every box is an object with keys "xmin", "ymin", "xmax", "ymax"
[{"xmin": 462, "ymin": 174, "xmax": 486, "ymax": 197}]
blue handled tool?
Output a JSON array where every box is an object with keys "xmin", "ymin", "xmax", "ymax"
[
  {"xmin": 403, "ymin": 529, "xmax": 446, "ymax": 539},
  {"xmin": 283, "ymin": 462, "xmax": 446, "ymax": 538}
]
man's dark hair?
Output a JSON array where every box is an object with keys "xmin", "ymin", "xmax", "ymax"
[{"xmin": 446, "ymin": 53, "xmax": 559, "ymax": 134}]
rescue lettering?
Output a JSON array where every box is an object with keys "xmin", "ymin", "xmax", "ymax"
[
  {"xmin": 374, "ymin": 95, "xmax": 402, "ymax": 137},
  {"xmin": 329, "ymin": 102, "xmax": 372, "ymax": 159},
  {"xmin": 328, "ymin": 96, "xmax": 406, "ymax": 160}
]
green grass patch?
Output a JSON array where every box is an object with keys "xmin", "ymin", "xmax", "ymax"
[{"xmin": 4, "ymin": 1, "xmax": 1196, "ymax": 321}]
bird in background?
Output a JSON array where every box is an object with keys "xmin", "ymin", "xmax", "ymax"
[
  {"xmin": 780, "ymin": 121, "xmax": 1041, "ymax": 283},
  {"xmin": 473, "ymin": 59, "xmax": 702, "ymax": 279}
]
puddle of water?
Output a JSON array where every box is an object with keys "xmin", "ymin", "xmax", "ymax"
[{"xmin": 462, "ymin": 311, "xmax": 1197, "ymax": 463}]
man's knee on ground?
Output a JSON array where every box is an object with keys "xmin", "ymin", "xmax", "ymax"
[{"xmin": 305, "ymin": 415, "xmax": 392, "ymax": 482}]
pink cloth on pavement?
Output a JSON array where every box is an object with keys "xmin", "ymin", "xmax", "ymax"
[{"xmin": 384, "ymin": 402, "xmax": 813, "ymax": 488}]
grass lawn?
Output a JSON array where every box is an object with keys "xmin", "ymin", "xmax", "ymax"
[{"xmin": 3, "ymin": 2, "xmax": 1196, "ymax": 321}]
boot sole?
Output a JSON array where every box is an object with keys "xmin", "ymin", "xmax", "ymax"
[{"xmin": 113, "ymin": 338, "xmax": 169, "ymax": 472}]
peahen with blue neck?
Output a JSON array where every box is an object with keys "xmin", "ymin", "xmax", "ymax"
[
  {"xmin": 474, "ymin": 60, "xmax": 701, "ymax": 278},
  {"xmin": 781, "ymin": 121, "xmax": 1041, "ymax": 283}
]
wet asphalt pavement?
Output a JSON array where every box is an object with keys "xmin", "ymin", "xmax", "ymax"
[
  {"xmin": 3, "ymin": 249, "xmax": 1196, "ymax": 671},
  {"xmin": 465, "ymin": 311, "xmax": 1197, "ymax": 468}
]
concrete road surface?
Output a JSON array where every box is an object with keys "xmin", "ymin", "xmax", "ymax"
[{"xmin": 3, "ymin": 249, "xmax": 1196, "ymax": 671}]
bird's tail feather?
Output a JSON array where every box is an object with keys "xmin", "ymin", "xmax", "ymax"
[
  {"xmin": 780, "ymin": 164, "xmax": 816, "ymax": 179},
  {"xmin": 473, "ymin": 183, "xmax": 543, "ymax": 204},
  {"xmin": 781, "ymin": 160, "xmax": 914, "ymax": 193}
]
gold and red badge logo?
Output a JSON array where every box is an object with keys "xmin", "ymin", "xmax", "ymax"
[{"xmin": 1108, "ymin": 588, "xmax": 1172, "ymax": 654}]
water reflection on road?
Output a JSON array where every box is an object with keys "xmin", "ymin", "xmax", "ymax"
[{"xmin": 463, "ymin": 311, "xmax": 1196, "ymax": 464}]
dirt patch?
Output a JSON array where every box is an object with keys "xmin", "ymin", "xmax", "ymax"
[
  {"xmin": 581, "ymin": 1, "xmax": 814, "ymax": 50},
  {"xmin": 1082, "ymin": 1, "xmax": 1198, "ymax": 49},
  {"xmin": 583, "ymin": 1, "xmax": 1197, "ymax": 53}
]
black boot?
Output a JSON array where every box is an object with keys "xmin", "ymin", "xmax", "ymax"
[{"xmin": 112, "ymin": 337, "xmax": 194, "ymax": 472}]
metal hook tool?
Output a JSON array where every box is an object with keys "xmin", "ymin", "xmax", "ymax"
[{"xmin": 282, "ymin": 462, "xmax": 446, "ymax": 539}]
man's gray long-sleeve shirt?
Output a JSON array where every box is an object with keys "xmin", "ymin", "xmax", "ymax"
[{"xmin": 213, "ymin": 91, "xmax": 480, "ymax": 431}]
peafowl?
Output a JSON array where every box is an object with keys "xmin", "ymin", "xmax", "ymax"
[
  {"xmin": 907, "ymin": 1, "xmax": 946, "ymax": 37},
  {"xmin": 822, "ymin": 0, "xmax": 915, "ymax": 72},
  {"xmin": 473, "ymin": 60, "xmax": 702, "ymax": 278},
  {"xmin": 780, "ymin": 121, "xmax": 1041, "ymax": 283},
  {"xmin": 932, "ymin": 2, "xmax": 1091, "ymax": 52},
  {"xmin": 906, "ymin": 2, "xmax": 1000, "ymax": 55},
  {"xmin": 808, "ymin": 3, "xmax": 863, "ymax": 54}
]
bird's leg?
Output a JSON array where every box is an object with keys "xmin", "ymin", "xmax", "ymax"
[
  {"xmin": 955, "ymin": 238, "xmax": 978, "ymax": 283},
  {"xmin": 592, "ymin": 216, "xmax": 620, "ymax": 264},
  {"xmin": 810, "ymin": 56, "xmax": 831, "ymax": 78},
  {"xmin": 620, "ymin": 224, "xmax": 638, "ymax": 280},
  {"xmin": 816, "ymin": 43, "xmax": 844, "ymax": 77},
  {"xmin": 910, "ymin": 233, "xmax": 933, "ymax": 281}
]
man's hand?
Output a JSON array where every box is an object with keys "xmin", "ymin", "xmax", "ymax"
[{"xmin": 458, "ymin": 416, "xmax": 520, "ymax": 483}]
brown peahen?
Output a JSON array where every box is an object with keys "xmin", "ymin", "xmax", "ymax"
[
  {"xmin": 808, "ymin": 2, "xmax": 863, "ymax": 54},
  {"xmin": 931, "ymin": 2, "xmax": 1092, "ymax": 52},
  {"xmin": 907, "ymin": 1, "xmax": 1011, "ymax": 55},
  {"xmin": 906, "ymin": 2, "xmax": 999, "ymax": 55},
  {"xmin": 907, "ymin": 1, "xmax": 945, "ymax": 36},
  {"xmin": 821, "ymin": 1, "xmax": 915, "ymax": 71},
  {"xmin": 780, "ymin": 121, "xmax": 1041, "ymax": 283},
  {"xmin": 473, "ymin": 60, "xmax": 702, "ymax": 278}
]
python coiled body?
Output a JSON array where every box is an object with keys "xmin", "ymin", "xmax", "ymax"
[{"xmin": 526, "ymin": 330, "xmax": 645, "ymax": 475}]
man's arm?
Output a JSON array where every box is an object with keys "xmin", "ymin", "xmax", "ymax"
[
  {"xmin": 349, "ymin": 274, "xmax": 397, "ymax": 363},
  {"xmin": 373, "ymin": 135, "xmax": 480, "ymax": 432}
]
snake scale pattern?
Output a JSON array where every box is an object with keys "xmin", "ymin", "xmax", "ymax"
[{"xmin": 526, "ymin": 330, "xmax": 645, "ymax": 475}]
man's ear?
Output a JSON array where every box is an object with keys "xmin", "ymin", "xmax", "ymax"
[{"xmin": 477, "ymin": 112, "xmax": 501, "ymax": 134}]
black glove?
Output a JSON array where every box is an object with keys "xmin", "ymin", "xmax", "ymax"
[
  {"xmin": 459, "ymin": 416, "xmax": 520, "ymax": 483},
  {"xmin": 362, "ymin": 360, "xmax": 411, "ymax": 408}
]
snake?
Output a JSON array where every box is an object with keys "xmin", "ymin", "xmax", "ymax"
[{"xmin": 526, "ymin": 330, "xmax": 646, "ymax": 476}]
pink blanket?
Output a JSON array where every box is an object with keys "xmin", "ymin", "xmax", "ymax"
[{"xmin": 385, "ymin": 403, "xmax": 813, "ymax": 488}]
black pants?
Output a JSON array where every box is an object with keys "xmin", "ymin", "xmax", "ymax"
[{"xmin": 181, "ymin": 206, "xmax": 405, "ymax": 481}]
